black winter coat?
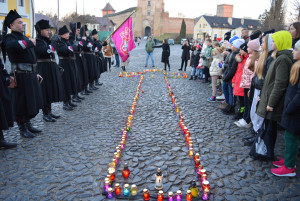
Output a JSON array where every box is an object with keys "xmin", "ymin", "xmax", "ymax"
[
  {"xmin": 223, "ymin": 50, "xmax": 239, "ymax": 83},
  {"xmin": 192, "ymin": 50, "xmax": 201, "ymax": 67},
  {"xmin": 181, "ymin": 44, "xmax": 191, "ymax": 60},
  {"xmin": 281, "ymin": 74, "xmax": 300, "ymax": 136},
  {"xmin": 154, "ymin": 43, "xmax": 170, "ymax": 63}
]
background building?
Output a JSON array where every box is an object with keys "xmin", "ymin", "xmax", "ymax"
[
  {"xmin": 0, "ymin": 0, "xmax": 35, "ymax": 36},
  {"xmin": 104, "ymin": 0, "xmax": 195, "ymax": 37},
  {"xmin": 194, "ymin": 5, "xmax": 261, "ymax": 41}
]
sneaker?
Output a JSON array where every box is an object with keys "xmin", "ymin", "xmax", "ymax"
[
  {"xmin": 271, "ymin": 166, "xmax": 296, "ymax": 177},
  {"xmin": 216, "ymin": 94, "xmax": 225, "ymax": 101},
  {"xmin": 219, "ymin": 102, "xmax": 228, "ymax": 109},
  {"xmin": 272, "ymin": 157, "xmax": 284, "ymax": 168},
  {"xmin": 208, "ymin": 96, "xmax": 216, "ymax": 102},
  {"xmin": 236, "ymin": 119, "xmax": 251, "ymax": 128},
  {"xmin": 234, "ymin": 118, "xmax": 244, "ymax": 126}
]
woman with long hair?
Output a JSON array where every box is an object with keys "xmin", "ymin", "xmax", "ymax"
[
  {"xmin": 154, "ymin": 39, "xmax": 171, "ymax": 71},
  {"xmin": 235, "ymin": 39, "xmax": 260, "ymax": 129},
  {"xmin": 271, "ymin": 40, "xmax": 300, "ymax": 177},
  {"xmin": 289, "ymin": 22, "xmax": 300, "ymax": 48},
  {"xmin": 256, "ymin": 31, "xmax": 294, "ymax": 160}
]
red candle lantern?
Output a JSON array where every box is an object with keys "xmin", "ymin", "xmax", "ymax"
[
  {"xmin": 202, "ymin": 180, "xmax": 210, "ymax": 192},
  {"xmin": 194, "ymin": 153, "xmax": 200, "ymax": 162},
  {"xmin": 186, "ymin": 190, "xmax": 193, "ymax": 201},
  {"xmin": 122, "ymin": 163, "xmax": 130, "ymax": 179},
  {"xmin": 115, "ymin": 183, "xmax": 121, "ymax": 195},
  {"xmin": 157, "ymin": 190, "xmax": 164, "ymax": 201},
  {"xmin": 200, "ymin": 169, "xmax": 206, "ymax": 178},
  {"xmin": 201, "ymin": 173, "xmax": 207, "ymax": 183},
  {"xmin": 195, "ymin": 158, "xmax": 200, "ymax": 168},
  {"xmin": 143, "ymin": 189, "xmax": 150, "ymax": 201}
]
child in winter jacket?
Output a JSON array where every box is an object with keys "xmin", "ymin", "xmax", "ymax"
[
  {"xmin": 196, "ymin": 57, "xmax": 204, "ymax": 80},
  {"xmin": 235, "ymin": 39, "xmax": 260, "ymax": 129},
  {"xmin": 189, "ymin": 45, "xmax": 201, "ymax": 80},
  {"xmin": 201, "ymin": 39, "xmax": 213, "ymax": 83},
  {"xmin": 232, "ymin": 43, "xmax": 248, "ymax": 118},
  {"xmin": 208, "ymin": 46, "xmax": 225, "ymax": 102}
]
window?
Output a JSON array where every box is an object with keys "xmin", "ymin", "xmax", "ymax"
[
  {"xmin": 18, "ymin": 0, "xmax": 24, "ymax": 6},
  {"xmin": 199, "ymin": 24, "xmax": 201, "ymax": 28},
  {"xmin": 214, "ymin": 34, "xmax": 217, "ymax": 40},
  {"xmin": 147, "ymin": 11, "xmax": 150, "ymax": 16},
  {"xmin": 0, "ymin": 0, "xmax": 6, "ymax": 3},
  {"xmin": 148, "ymin": 1, "xmax": 151, "ymax": 6}
]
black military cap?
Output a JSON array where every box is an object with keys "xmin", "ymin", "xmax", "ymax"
[
  {"xmin": 35, "ymin": 19, "xmax": 50, "ymax": 32},
  {"xmin": 58, "ymin": 25, "xmax": 69, "ymax": 35},
  {"xmin": 91, "ymin": 29, "xmax": 98, "ymax": 36},
  {"xmin": 4, "ymin": 10, "xmax": 21, "ymax": 28}
]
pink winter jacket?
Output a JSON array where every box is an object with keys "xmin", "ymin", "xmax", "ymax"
[{"xmin": 240, "ymin": 54, "xmax": 256, "ymax": 89}]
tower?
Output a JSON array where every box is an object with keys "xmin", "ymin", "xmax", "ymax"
[
  {"xmin": 216, "ymin": 4, "xmax": 233, "ymax": 18},
  {"xmin": 102, "ymin": 2, "xmax": 116, "ymax": 17}
]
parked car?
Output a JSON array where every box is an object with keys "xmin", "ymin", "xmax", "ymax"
[{"xmin": 168, "ymin": 39, "xmax": 175, "ymax": 45}]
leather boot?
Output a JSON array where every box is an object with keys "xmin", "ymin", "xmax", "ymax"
[
  {"xmin": 77, "ymin": 93, "xmax": 85, "ymax": 100},
  {"xmin": 0, "ymin": 131, "xmax": 17, "ymax": 149},
  {"xmin": 82, "ymin": 89, "xmax": 89, "ymax": 95},
  {"xmin": 68, "ymin": 100, "xmax": 77, "ymax": 107},
  {"xmin": 26, "ymin": 121, "xmax": 42, "ymax": 133},
  {"xmin": 72, "ymin": 95, "xmax": 81, "ymax": 103},
  {"xmin": 194, "ymin": 76, "xmax": 198, "ymax": 80},
  {"xmin": 189, "ymin": 76, "xmax": 193, "ymax": 80},
  {"xmin": 244, "ymin": 137, "xmax": 255, "ymax": 146},
  {"xmin": 63, "ymin": 102, "xmax": 73, "ymax": 111},
  {"xmin": 178, "ymin": 68, "xmax": 182, "ymax": 71},
  {"xmin": 90, "ymin": 83, "xmax": 98, "ymax": 90},
  {"xmin": 86, "ymin": 87, "xmax": 93, "ymax": 93},
  {"xmin": 18, "ymin": 123, "xmax": 35, "ymax": 138},
  {"xmin": 43, "ymin": 105, "xmax": 56, "ymax": 122},
  {"xmin": 232, "ymin": 109, "xmax": 243, "ymax": 120}
]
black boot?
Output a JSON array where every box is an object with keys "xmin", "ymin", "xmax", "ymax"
[
  {"xmin": 72, "ymin": 95, "xmax": 81, "ymax": 103},
  {"xmin": 244, "ymin": 137, "xmax": 255, "ymax": 146},
  {"xmin": 178, "ymin": 68, "xmax": 182, "ymax": 71},
  {"xmin": 82, "ymin": 89, "xmax": 89, "ymax": 95},
  {"xmin": 194, "ymin": 76, "xmax": 198, "ymax": 80},
  {"xmin": 26, "ymin": 121, "xmax": 42, "ymax": 133},
  {"xmin": 0, "ymin": 131, "xmax": 17, "ymax": 149},
  {"xmin": 90, "ymin": 83, "xmax": 98, "ymax": 90},
  {"xmin": 63, "ymin": 102, "xmax": 74, "ymax": 111},
  {"xmin": 189, "ymin": 76, "xmax": 193, "ymax": 80},
  {"xmin": 222, "ymin": 105, "xmax": 235, "ymax": 115},
  {"xmin": 77, "ymin": 93, "xmax": 85, "ymax": 100},
  {"xmin": 48, "ymin": 104, "xmax": 60, "ymax": 119},
  {"xmin": 43, "ymin": 106, "xmax": 56, "ymax": 122},
  {"xmin": 18, "ymin": 123, "xmax": 35, "ymax": 138},
  {"xmin": 69, "ymin": 100, "xmax": 77, "ymax": 107}
]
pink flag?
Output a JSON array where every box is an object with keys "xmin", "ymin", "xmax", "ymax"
[{"xmin": 112, "ymin": 17, "xmax": 136, "ymax": 62}]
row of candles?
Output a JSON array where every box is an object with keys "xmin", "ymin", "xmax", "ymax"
[
  {"xmin": 104, "ymin": 72, "xmax": 211, "ymax": 200},
  {"xmin": 104, "ymin": 75, "xmax": 144, "ymax": 198},
  {"xmin": 164, "ymin": 71, "xmax": 189, "ymax": 79},
  {"xmin": 164, "ymin": 75, "xmax": 211, "ymax": 200},
  {"xmin": 119, "ymin": 69, "xmax": 161, "ymax": 77}
]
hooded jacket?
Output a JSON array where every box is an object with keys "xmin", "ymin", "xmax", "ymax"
[
  {"xmin": 256, "ymin": 31, "xmax": 293, "ymax": 121},
  {"xmin": 209, "ymin": 51, "xmax": 224, "ymax": 76},
  {"xmin": 240, "ymin": 54, "xmax": 256, "ymax": 89},
  {"xmin": 232, "ymin": 54, "xmax": 248, "ymax": 96}
]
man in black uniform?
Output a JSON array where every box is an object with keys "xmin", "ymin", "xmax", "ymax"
[
  {"xmin": 56, "ymin": 25, "xmax": 78, "ymax": 110},
  {"xmin": 91, "ymin": 29, "xmax": 104, "ymax": 86},
  {"xmin": 35, "ymin": 19, "xmax": 65, "ymax": 122},
  {"xmin": 80, "ymin": 25, "xmax": 98, "ymax": 91},
  {"xmin": 0, "ymin": 36, "xmax": 17, "ymax": 148},
  {"xmin": 2, "ymin": 10, "xmax": 43, "ymax": 138},
  {"xmin": 69, "ymin": 22, "xmax": 89, "ymax": 96}
]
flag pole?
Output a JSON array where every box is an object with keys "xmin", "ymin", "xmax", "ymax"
[{"xmin": 105, "ymin": 10, "xmax": 136, "ymax": 41}]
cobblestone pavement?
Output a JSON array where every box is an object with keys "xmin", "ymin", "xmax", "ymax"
[{"xmin": 1, "ymin": 41, "xmax": 300, "ymax": 201}]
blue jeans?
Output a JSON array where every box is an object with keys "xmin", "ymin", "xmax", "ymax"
[
  {"xmin": 196, "ymin": 68, "xmax": 203, "ymax": 79},
  {"xmin": 191, "ymin": 67, "xmax": 196, "ymax": 76},
  {"xmin": 223, "ymin": 82, "xmax": 234, "ymax": 106},
  {"xmin": 145, "ymin": 52, "xmax": 155, "ymax": 67},
  {"xmin": 115, "ymin": 54, "xmax": 120, "ymax": 66}
]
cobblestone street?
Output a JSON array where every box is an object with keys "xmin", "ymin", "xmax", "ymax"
[{"xmin": 1, "ymin": 41, "xmax": 300, "ymax": 201}]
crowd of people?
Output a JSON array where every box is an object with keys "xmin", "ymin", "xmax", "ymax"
[
  {"xmin": 0, "ymin": 10, "xmax": 112, "ymax": 148},
  {"xmin": 180, "ymin": 23, "xmax": 299, "ymax": 177}
]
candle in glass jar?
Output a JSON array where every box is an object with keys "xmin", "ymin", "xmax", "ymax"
[
  {"xmin": 201, "ymin": 173, "xmax": 207, "ymax": 183},
  {"xmin": 157, "ymin": 190, "xmax": 164, "ymax": 201},
  {"xmin": 108, "ymin": 168, "xmax": 115, "ymax": 181},
  {"xmin": 202, "ymin": 189, "xmax": 210, "ymax": 200},
  {"xmin": 168, "ymin": 192, "xmax": 174, "ymax": 201},
  {"xmin": 200, "ymin": 169, "xmax": 206, "ymax": 178},
  {"xmin": 176, "ymin": 190, "xmax": 182, "ymax": 201},
  {"xmin": 115, "ymin": 183, "xmax": 121, "ymax": 195},
  {"xmin": 122, "ymin": 163, "xmax": 130, "ymax": 179},
  {"xmin": 194, "ymin": 153, "xmax": 200, "ymax": 162},
  {"xmin": 107, "ymin": 187, "xmax": 113, "ymax": 199},
  {"xmin": 130, "ymin": 184, "xmax": 138, "ymax": 196},
  {"xmin": 186, "ymin": 190, "xmax": 192, "ymax": 201},
  {"xmin": 143, "ymin": 189, "xmax": 150, "ymax": 201},
  {"xmin": 104, "ymin": 181, "xmax": 110, "ymax": 192},
  {"xmin": 195, "ymin": 159, "xmax": 200, "ymax": 168},
  {"xmin": 202, "ymin": 180, "xmax": 210, "ymax": 192},
  {"xmin": 123, "ymin": 184, "xmax": 130, "ymax": 196},
  {"xmin": 189, "ymin": 148, "xmax": 194, "ymax": 158}
]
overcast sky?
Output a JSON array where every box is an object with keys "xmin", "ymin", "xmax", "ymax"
[{"xmin": 35, "ymin": 0, "xmax": 294, "ymax": 20}]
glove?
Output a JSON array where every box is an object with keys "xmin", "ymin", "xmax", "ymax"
[
  {"xmin": 5, "ymin": 76, "xmax": 11, "ymax": 86},
  {"xmin": 94, "ymin": 47, "xmax": 99, "ymax": 53},
  {"xmin": 79, "ymin": 41, "xmax": 83, "ymax": 46},
  {"xmin": 218, "ymin": 61, "xmax": 223, "ymax": 68},
  {"xmin": 87, "ymin": 42, "xmax": 93, "ymax": 48},
  {"xmin": 68, "ymin": 46, "xmax": 74, "ymax": 52},
  {"xmin": 47, "ymin": 45, "xmax": 55, "ymax": 53}
]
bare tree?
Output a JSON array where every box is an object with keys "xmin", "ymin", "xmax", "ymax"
[
  {"xmin": 259, "ymin": 0, "xmax": 286, "ymax": 31},
  {"xmin": 60, "ymin": 12, "xmax": 97, "ymax": 28},
  {"xmin": 292, "ymin": 0, "xmax": 300, "ymax": 22}
]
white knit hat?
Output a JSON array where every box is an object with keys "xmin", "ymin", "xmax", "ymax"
[
  {"xmin": 295, "ymin": 40, "xmax": 300, "ymax": 50},
  {"xmin": 232, "ymin": 39, "xmax": 245, "ymax": 49}
]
